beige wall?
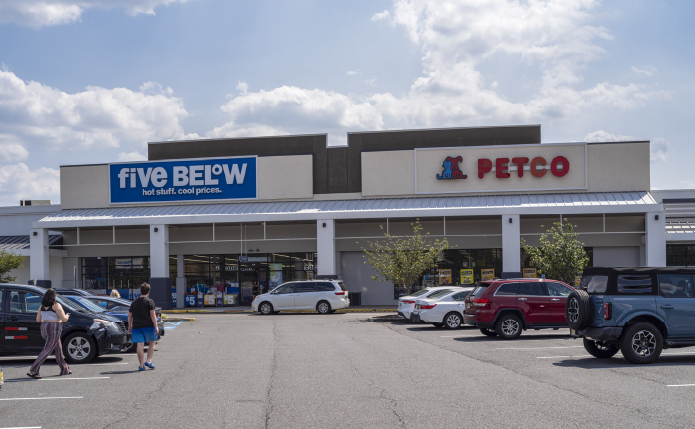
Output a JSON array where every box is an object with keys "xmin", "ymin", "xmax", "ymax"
[
  {"xmin": 60, "ymin": 155, "xmax": 312, "ymax": 209},
  {"xmin": 586, "ymin": 142, "xmax": 650, "ymax": 192},
  {"xmin": 362, "ymin": 150, "xmax": 415, "ymax": 197},
  {"xmin": 258, "ymin": 155, "xmax": 313, "ymax": 200},
  {"xmin": 361, "ymin": 142, "xmax": 651, "ymax": 198},
  {"xmin": 61, "ymin": 164, "xmax": 110, "ymax": 209}
]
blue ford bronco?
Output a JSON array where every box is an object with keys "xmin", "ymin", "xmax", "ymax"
[{"xmin": 567, "ymin": 267, "xmax": 695, "ymax": 364}]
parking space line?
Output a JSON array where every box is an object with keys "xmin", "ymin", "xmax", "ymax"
[
  {"xmin": 1, "ymin": 362, "xmax": 128, "ymax": 368},
  {"xmin": 537, "ymin": 355, "xmax": 591, "ymax": 359},
  {"xmin": 0, "ymin": 426, "xmax": 42, "ymax": 428},
  {"xmin": 667, "ymin": 384, "xmax": 695, "ymax": 387},
  {"xmin": 0, "ymin": 397, "xmax": 83, "ymax": 401},
  {"xmin": 495, "ymin": 346, "xmax": 584, "ymax": 350},
  {"xmin": 4, "ymin": 377, "xmax": 110, "ymax": 382}
]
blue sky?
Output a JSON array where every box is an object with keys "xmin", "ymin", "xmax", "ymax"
[{"xmin": 0, "ymin": 0, "xmax": 693, "ymax": 205}]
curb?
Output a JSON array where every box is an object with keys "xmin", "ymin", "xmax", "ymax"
[
  {"xmin": 164, "ymin": 317, "xmax": 196, "ymax": 322},
  {"xmin": 163, "ymin": 309, "xmax": 247, "ymax": 314}
]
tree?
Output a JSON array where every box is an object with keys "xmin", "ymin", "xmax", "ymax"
[
  {"xmin": 522, "ymin": 219, "xmax": 589, "ymax": 285},
  {"xmin": 0, "ymin": 250, "xmax": 26, "ymax": 283},
  {"xmin": 360, "ymin": 219, "xmax": 450, "ymax": 293}
]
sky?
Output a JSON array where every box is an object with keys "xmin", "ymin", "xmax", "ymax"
[{"xmin": 0, "ymin": 0, "xmax": 693, "ymax": 206}]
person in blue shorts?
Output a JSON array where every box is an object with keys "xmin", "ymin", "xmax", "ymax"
[{"xmin": 128, "ymin": 283, "xmax": 159, "ymax": 371}]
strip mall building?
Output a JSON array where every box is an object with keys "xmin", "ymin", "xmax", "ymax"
[{"xmin": 6, "ymin": 124, "xmax": 695, "ymax": 309}]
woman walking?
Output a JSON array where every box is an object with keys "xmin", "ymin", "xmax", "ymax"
[{"xmin": 27, "ymin": 288, "xmax": 71, "ymax": 379}]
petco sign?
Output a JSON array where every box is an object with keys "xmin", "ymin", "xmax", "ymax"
[
  {"xmin": 416, "ymin": 143, "xmax": 586, "ymax": 194},
  {"xmin": 109, "ymin": 156, "xmax": 257, "ymax": 204}
]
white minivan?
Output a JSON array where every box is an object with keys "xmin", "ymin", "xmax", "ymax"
[{"xmin": 252, "ymin": 280, "xmax": 351, "ymax": 314}]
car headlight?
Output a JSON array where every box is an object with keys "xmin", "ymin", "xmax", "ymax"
[{"xmin": 91, "ymin": 319, "xmax": 118, "ymax": 331}]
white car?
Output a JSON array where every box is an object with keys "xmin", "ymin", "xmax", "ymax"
[
  {"xmin": 411, "ymin": 287, "xmax": 474, "ymax": 329},
  {"xmin": 251, "ymin": 280, "xmax": 350, "ymax": 314},
  {"xmin": 398, "ymin": 286, "xmax": 459, "ymax": 320}
]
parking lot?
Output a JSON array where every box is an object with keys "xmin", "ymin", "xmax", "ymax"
[{"xmin": 2, "ymin": 312, "xmax": 695, "ymax": 428}]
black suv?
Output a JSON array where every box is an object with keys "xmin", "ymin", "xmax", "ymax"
[
  {"xmin": 568, "ymin": 267, "xmax": 695, "ymax": 364},
  {"xmin": 1, "ymin": 284, "xmax": 128, "ymax": 363}
]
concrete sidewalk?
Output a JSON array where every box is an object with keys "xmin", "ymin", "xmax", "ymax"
[{"xmin": 163, "ymin": 305, "xmax": 397, "ymax": 314}]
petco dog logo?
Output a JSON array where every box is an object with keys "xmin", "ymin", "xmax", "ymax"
[{"xmin": 436, "ymin": 156, "xmax": 467, "ymax": 180}]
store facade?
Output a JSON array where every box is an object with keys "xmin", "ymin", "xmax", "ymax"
[{"xmin": 26, "ymin": 125, "xmax": 669, "ymax": 308}]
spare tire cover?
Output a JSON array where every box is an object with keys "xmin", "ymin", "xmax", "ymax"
[{"xmin": 566, "ymin": 289, "xmax": 593, "ymax": 330}]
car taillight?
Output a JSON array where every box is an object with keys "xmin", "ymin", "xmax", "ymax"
[
  {"xmin": 402, "ymin": 300, "xmax": 415, "ymax": 304},
  {"xmin": 472, "ymin": 298, "xmax": 489, "ymax": 307},
  {"xmin": 420, "ymin": 304, "xmax": 437, "ymax": 310},
  {"xmin": 603, "ymin": 302, "xmax": 612, "ymax": 320},
  {"xmin": 335, "ymin": 291, "xmax": 346, "ymax": 295}
]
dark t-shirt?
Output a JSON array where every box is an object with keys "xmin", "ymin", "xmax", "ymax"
[{"xmin": 129, "ymin": 296, "xmax": 156, "ymax": 330}]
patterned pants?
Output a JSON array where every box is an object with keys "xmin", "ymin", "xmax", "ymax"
[{"xmin": 30, "ymin": 322, "xmax": 70, "ymax": 375}]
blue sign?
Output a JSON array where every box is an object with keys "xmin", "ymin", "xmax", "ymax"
[{"xmin": 109, "ymin": 156, "xmax": 257, "ymax": 204}]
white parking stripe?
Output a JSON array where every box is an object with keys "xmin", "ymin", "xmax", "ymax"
[
  {"xmin": 1, "ymin": 362, "xmax": 129, "ymax": 368},
  {"xmin": 667, "ymin": 384, "xmax": 695, "ymax": 387},
  {"xmin": 496, "ymin": 346, "xmax": 584, "ymax": 350},
  {"xmin": 537, "ymin": 355, "xmax": 591, "ymax": 359},
  {"xmin": 0, "ymin": 426, "xmax": 42, "ymax": 429},
  {"xmin": 4, "ymin": 377, "xmax": 110, "ymax": 382},
  {"xmin": 0, "ymin": 397, "xmax": 83, "ymax": 401}
]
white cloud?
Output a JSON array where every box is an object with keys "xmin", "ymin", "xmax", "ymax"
[
  {"xmin": 0, "ymin": 163, "xmax": 60, "ymax": 205},
  {"xmin": 650, "ymin": 138, "xmax": 670, "ymax": 163},
  {"xmin": 584, "ymin": 130, "xmax": 636, "ymax": 142},
  {"xmin": 0, "ymin": 70, "xmax": 189, "ymax": 156},
  {"xmin": 212, "ymin": 1, "xmax": 671, "ymax": 143},
  {"xmin": 117, "ymin": 151, "xmax": 147, "ymax": 162},
  {"xmin": 236, "ymin": 81, "xmax": 248, "ymax": 93},
  {"xmin": 347, "ymin": 70, "xmax": 359, "ymax": 76},
  {"xmin": 631, "ymin": 65, "xmax": 658, "ymax": 77},
  {"xmin": 0, "ymin": 137, "xmax": 29, "ymax": 162},
  {"xmin": 371, "ymin": 10, "xmax": 390, "ymax": 21},
  {"xmin": 0, "ymin": 0, "xmax": 190, "ymax": 28}
]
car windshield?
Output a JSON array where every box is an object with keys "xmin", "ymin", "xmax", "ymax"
[
  {"xmin": 425, "ymin": 290, "xmax": 454, "ymax": 300},
  {"xmin": 113, "ymin": 298, "xmax": 133, "ymax": 306},
  {"xmin": 470, "ymin": 285, "xmax": 488, "ymax": 297},
  {"xmin": 72, "ymin": 297, "xmax": 106, "ymax": 313},
  {"xmin": 55, "ymin": 295, "xmax": 83, "ymax": 312}
]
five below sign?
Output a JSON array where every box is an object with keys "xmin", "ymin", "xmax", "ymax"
[{"xmin": 109, "ymin": 156, "xmax": 257, "ymax": 204}]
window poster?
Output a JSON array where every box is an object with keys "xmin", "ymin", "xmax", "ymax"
[
  {"xmin": 481, "ymin": 269, "xmax": 495, "ymax": 281},
  {"xmin": 439, "ymin": 269, "xmax": 452, "ymax": 285},
  {"xmin": 460, "ymin": 269, "xmax": 474, "ymax": 284},
  {"xmin": 522, "ymin": 268, "xmax": 537, "ymax": 278}
]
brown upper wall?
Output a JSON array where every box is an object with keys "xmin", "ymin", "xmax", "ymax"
[{"xmin": 148, "ymin": 125, "xmax": 541, "ymax": 194}]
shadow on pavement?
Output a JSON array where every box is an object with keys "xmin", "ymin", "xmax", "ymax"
[
  {"xmin": 453, "ymin": 333, "xmax": 573, "ymax": 343},
  {"xmin": 552, "ymin": 354, "xmax": 695, "ymax": 369}
]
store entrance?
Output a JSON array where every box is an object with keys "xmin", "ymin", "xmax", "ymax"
[{"xmin": 238, "ymin": 262, "xmax": 269, "ymax": 306}]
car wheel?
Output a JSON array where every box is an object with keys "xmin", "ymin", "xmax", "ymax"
[
  {"xmin": 259, "ymin": 302, "xmax": 273, "ymax": 315},
  {"xmin": 480, "ymin": 328, "xmax": 497, "ymax": 337},
  {"xmin": 317, "ymin": 301, "xmax": 331, "ymax": 314},
  {"xmin": 432, "ymin": 323, "xmax": 443, "ymax": 328},
  {"xmin": 566, "ymin": 289, "xmax": 593, "ymax": 330},
  {"xmin": 63, "ymin": 332, "xmax": 98, "ymax": 364},
  {"xmin": 583, "ymin": 338, "xmax": 619, "ymax": 358},
  {"xmin": 620, "ymin": 322, "xmax": 663, "ymax": 364},
  {"xmin": 444, "ymin": 312, "xmax": 462, "ymax": 329},
  {"xmin": 496, "ymin": 314, "xmax": 522, "ymax": 340}
]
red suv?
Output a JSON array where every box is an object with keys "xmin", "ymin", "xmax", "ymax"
[{"xmin": 463, "ymin": 278, "xmax": 574, "ymax": 339}]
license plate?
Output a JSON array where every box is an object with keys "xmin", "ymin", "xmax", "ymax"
[
  {"xmin": 415, "ymin": 304, "xmax": 420, "ymax": 310},
  {"xmin": 570, "ymin": 329, "xmax": 577, "ymax": 336},
  {"xmin": 466, "ymin": 302, "xmax": 471, "ymax": 309}
]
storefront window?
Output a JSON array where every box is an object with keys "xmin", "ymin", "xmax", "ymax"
[
  {"xmin": 81, "ymin": 257, "xmax": 150, "ymax": 291},
  {"xmin": 667, "ymin": 245, "xmax": 695, "ymax": 267}
]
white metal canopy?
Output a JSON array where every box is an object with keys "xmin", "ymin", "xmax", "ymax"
[{"xmin": 36, "ymin": 191, "xmax": 659, "ymax": 229}]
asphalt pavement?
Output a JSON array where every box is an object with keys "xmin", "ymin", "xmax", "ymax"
[{"xmin": 1, "ymin": 313, "xmax": 695, "ymax": 428}]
